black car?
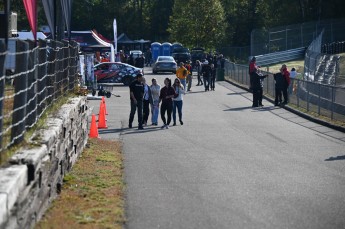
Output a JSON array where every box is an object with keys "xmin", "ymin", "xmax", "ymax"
[
  {"xmin": 191, "ymin": 47, "xmax": 206, "ymax": 68},
  {"xmin": 172, "ymin": 47, "xmax": 191, "ymax": 64}
]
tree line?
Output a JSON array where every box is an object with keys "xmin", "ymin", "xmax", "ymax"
[{"xmin": 3, "ymin": 0, "xmax": 345, "ymax": 50}]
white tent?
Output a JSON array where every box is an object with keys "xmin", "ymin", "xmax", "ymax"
[{"xmin": 18, "ymin": 31, "xmax": 47, "ymax": 40}]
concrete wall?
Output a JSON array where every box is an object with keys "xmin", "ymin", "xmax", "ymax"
[{"xmin": 0, "ymin": 97, "xmax": 89, "ymax": 229}]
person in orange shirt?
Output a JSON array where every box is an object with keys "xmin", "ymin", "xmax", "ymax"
[{"xmin": 176, "ymin": 62, "xmax": 188, "ymax": 92}]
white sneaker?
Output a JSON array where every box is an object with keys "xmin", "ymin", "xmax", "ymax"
[{"xmin": 165, "ymin": 125, "xmax": 169, "ymax": 129}]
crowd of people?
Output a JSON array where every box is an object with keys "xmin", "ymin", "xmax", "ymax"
[
  {"xmin": 128, "ymin": 73, "xmax": 185, "ymax": 130},
  {"xmin": 128, "ymin": 54, "xmax": 298, "ymax": 130}
]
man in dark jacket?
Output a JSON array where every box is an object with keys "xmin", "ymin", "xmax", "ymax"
[
  {"xmin": 274, "ymin": 72, "xmax": 285, "ymax": 106},
  {"xmin": 129, "ymin": 73, "xmax": 144, "ymax": 129}
]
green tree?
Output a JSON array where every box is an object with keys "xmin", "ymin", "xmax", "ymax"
[{"xmin": 168, "ymin": 0, "xmax": 226, "ymax": 50}]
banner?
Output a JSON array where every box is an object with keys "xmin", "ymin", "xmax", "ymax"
[
  {"xmin": 42, "ymin": 0, "xmax": 55, "ymax": 39},
  {"xmin": 113, "ymin": 18, "xmax": 117, "ymax": 53},
  {"xmin": 61, "ymin": 0, "xmax": 72, "ymax": 40},
  {"xmin": 23, "ymin": 0, "xmax": 37, "ymax": 41}
]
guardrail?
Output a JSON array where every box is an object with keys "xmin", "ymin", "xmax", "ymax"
[{"xmin": 253, "ymin": 47, "xmax": 306, "ymax": 67}]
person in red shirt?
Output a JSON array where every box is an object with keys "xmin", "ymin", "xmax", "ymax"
[{"xmin": 280, "ymin": 64, "xmax": 290, "ymax": 105}]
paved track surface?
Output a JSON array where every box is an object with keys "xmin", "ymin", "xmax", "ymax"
[{"xmin": 88, "ymin": 68, "xmax": 345, "ymax": 229}]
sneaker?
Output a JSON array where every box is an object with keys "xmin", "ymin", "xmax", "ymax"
[
  {"xmin": 161, "ymin": 125, "xmax": 166, "ymax": 129},
  {"xmin": 138, "ymin": 126, "xmax": 144, "ymax": 130},
  {"xmin": 165, "ymin": 125, "xmax": 169, "ymax": 129},
  {"xmin": 173, "ymin": 122, "xmax": 176, "ymax": 126},
  {"xmin": 180, "ymin": 121, "xmax": 183, "ymax": 125}
]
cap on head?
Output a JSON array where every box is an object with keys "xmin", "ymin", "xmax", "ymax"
[
  {"xmin": 251, "ymin": 56, "xmax": 256, "ymax": 61},
  {"xmin": 137, "ymin": 73, "xmax": 143, "ymax": 78}
]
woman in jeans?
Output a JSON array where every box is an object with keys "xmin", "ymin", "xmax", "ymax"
[
  {"xmin": 172, "ymin": 78, "xmax": 184, "ymax": 126},
  {"xmin": 150, "ymin": 78, "xmax": 161, "ymax": 125},
  {"xmin": 159, "ymin": 78, "xmax": 176, "ymax": 129}
]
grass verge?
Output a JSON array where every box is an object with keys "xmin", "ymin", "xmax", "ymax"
[{"xmin": 35, "ymin": 138, "xmax": 125, "ymax": 229}]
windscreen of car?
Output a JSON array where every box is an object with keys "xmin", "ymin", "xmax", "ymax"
[{"xmin": 158, "ymin": 57, "xmax": 174, "ymax": 62}]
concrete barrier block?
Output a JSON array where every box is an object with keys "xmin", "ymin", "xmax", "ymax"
[
  {"xmin": 0, "ymin": 193, "xmax": 8, "ymax": 228},
  {"xmin": 0, "ymin": 165, "xmax": 28, "ymax": 214}
]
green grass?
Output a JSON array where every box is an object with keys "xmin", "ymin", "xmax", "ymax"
[
  {"xmin": 0, "ymin": 93, "xmax": 76, "ymax": 165},
  {"xmin": 35, "ymin": 138, "xmax": 125, "ymax": 229}
]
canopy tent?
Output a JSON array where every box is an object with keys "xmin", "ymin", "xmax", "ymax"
[
  {"xmin": 69, "ymin": 30, "xmax": 114, "ymax": 61},
  {"xmin": 117, "ymin": 33, "xmax": 150, "ymax": 53},
  {"xmin": 18, "ymin": 31, "xmax": 47, "ymax": 40}
]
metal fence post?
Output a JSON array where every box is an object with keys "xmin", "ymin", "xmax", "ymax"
[
  {"xmin": 0, "ymin": 41, "xmax": 6, "ymax": 154},
  {"xmin": 331, "ymin": 86, "xmax": 334, "ymax": 120},
  {"xmin": 38, "ymin": 40, "xmax": 47, "ymax": 116},
  {"xmin": 26, "ymin": 40, "xmax": 38, "ymax": 128},
  {"xmin": 11, "ymin": 40, "xmax": 29, "ymax": 145},
  {"xmin": 318, "ymin": 83, "xmax": 321, "ymax": 115}
]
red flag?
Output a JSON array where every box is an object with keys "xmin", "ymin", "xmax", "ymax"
[{"xmin": 23, "ymin": 0, "xmax": 37, "ymax": 41}]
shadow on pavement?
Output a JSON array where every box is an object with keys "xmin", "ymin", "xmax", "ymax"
[
  {"xmin": 223, "ymin": 106, "xmax": 253, "ymax": 111},
  {"xmin": 122, "ymin": 126, "xmax": 165, "ymax": 135},
  {"xmin": 98, "ymin": 128, "xmax": 123, "ymax": 134},
  {"xmin": 325, "ymin": 155, "xmax": 345, "ymax": 161},
  {"xmin": 227, "ymin": 92, "xmax": 249, "ymax": 96}
]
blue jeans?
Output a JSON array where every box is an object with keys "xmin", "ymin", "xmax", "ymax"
[
  {"xmin": 173, "ymin": 100, "xmax": 183, "ymax": 123},
  {"xmin": 151, "ymin": 100, "xmax": 159, "ymax": 124},
  {"xmin": 180, "ymin": 79, "xmax": 186, "ymax": 92}
]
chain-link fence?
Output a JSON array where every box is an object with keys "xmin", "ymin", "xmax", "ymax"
[
  {"xmin": 251, "ymin": 18, "xmax": 345, "ymax": 56},
  {"xmin": 224, "ymin": 61, "xmax": 345, "ymax": 123},
  {"xmin": 0, "ymin": 39, "xmax": 79, "ymax": 161}
]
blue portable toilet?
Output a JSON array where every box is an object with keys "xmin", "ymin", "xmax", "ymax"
[
  {"xmin": 151, "ymin": 42, "xmax": 162, "ymax": 62},
  {"xmin": 161, "ymin": 42, "xmax": 172, "ymax": 56}
]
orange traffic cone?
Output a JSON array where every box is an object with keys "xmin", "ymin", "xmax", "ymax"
[
  {"xmin": 98, "ymin": 102, "xmax": 108, "ymax": 129},
  {"xmin": 89, "ymin": 114, "xmax": 99, "ymax": 138},
  {"xmin": 100, "ymin": 96, "xmax": 108, "ymax": 115}
]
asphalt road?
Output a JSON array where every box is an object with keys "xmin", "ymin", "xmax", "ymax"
[{"xmin": 88, "ymin": 67, "xmax": 345, "ymax": 229}]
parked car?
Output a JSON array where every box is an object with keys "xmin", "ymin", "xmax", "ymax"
[
  {"xmin": 152, "ymin": 56, "xmax": 177, "ymax": 74},
  {"xmin": 94, "ymin": 62, "xmax": 143, "ymax": 85},
  {"xmin": 172, "ymin": 47, "xmax": 191, "ymax": 64},
  {"xmin": 129, "ymin": 50, "xmax": 143, "ymax": 59},
  {"xmin": 191, "ymin": 47, "xmax": 206, "ymax": 68}
]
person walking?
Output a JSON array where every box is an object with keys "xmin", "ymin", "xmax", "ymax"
[
  {"xmin": 150, "ymin": 78, "xmax": 161, "ymax": 125},
  {"xmin": 142, "ymin": 77, "xmax": 153, "ymax": 126},
  {"xmin": 281, "ymin": 64, "xmax": 290, "ymax": 104},
  {"xmin": 159, "ymin": 78, "xmax": 176, "ymax": 129},
  {"xmin": 176, "ymin": 62, "xmax": 188, "ymax": 92},
  {"xmin": 210, "ymin": 64, "xmax": 216, "ymax": 91},
  {"xmin": 195, "ymin": 60, "xmax": 203, "ymax": 86},
  {"xmin": 201, "ymin": 60, "xmax": 211, "ymax": 91},
  {"xmin": 185, "ymin": 61, "xmax": 193, "ymax": 92},
  {"xmin": 128, "ymin": 73, "xmax": 144, "ymax": 129},
  {"xmin": 172, "ymin": 78, "xmax": 184, "ymax": 126}
]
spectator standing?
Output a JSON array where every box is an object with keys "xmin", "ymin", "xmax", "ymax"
[
  {"xmin": 120, "ymin": 50, "xmax": 126, "ymax": 63},
  {"xmin": 159, "ymin": 78, "xmax": 176, "ymax": 129},
  {"xmin": 273, "ymin": 72, "xmax": 285, "ymax": 106},
  {"xmin": 150, "ymin": 78, "xmax": 161, "ymax": 125},
  {"xmin": 251, "ymin": 68, "xmax": 267, "ymax": 107},
  {"xmin": 128, "ymin": 74, "xmax": 144, "ymax": 129},
  {"xmin": 281, "ymin": 64, "xmax": 290, "ymax": 104},
  {"xmin": 210, "ymin": 64, "xmax": 216, "ymax": 91},
  {"xmin": 195, "ymin": 60, "xmax": 203, "ymax": 86},
  {"xmin": 142, "ymin": 77, "xmax": 153, "ymax": 126},
  {"xmin": 145, "ymin": 48, "xmax": 152, "ymax": 67},
  {"xmin": 289, "ymin": 67, "xmax": 297, "ymax": 94},
  {"xmin": 176, "ymin": 62, "xmax": 188, "ymax": 92},
  {"xmin": 172, "ymin": 78, "xmax": 184, "ymax": 126}
]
